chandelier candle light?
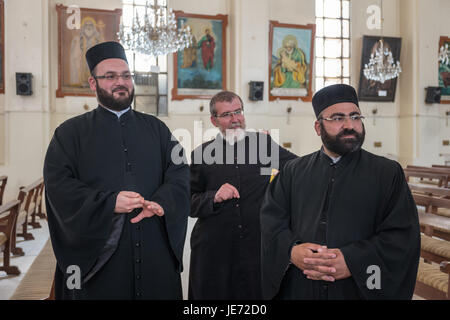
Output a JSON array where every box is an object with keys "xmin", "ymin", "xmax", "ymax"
[
  {"xmin": 118, "ymin": 1, "xmax": 193, "ymax": 56},
  {"xmin": 363, "ymin": 39, "xmax": 402, "ymax": 84}
]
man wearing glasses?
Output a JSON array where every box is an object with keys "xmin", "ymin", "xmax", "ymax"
[
  {"xmin": 189, "ymin": 91, "xmax": 297, "ymax": 299},
  {"xmin": 44, "ymin": 41, "xmax": 190, "ymax": 299},
  {"xmin": 260, "ymin": 84, "xmax": 420, "ymax": 299}
]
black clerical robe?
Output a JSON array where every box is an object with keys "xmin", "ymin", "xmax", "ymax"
[
  {"xmin": 44, "ymin": 106, "xmax": 189, "ymax": 299},
  {"xmin": 260, "ymin": 149, "xmax": 420, "ymax": 300},
  {"xmin": 189, "ymin": 132, "xmax": 297, "ymax": 299}
]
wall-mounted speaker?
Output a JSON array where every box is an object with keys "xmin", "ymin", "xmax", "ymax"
[
  {"xmin": 16, "ymin": 73, "xmax": 33, "ymax": 96},
  {"xmin": 425, "ymin": 86, "xmax": 441, "ymax": 104},
  {"xmin": 249, "ymin": 81, "xmax": 264, "ymax": 101}
]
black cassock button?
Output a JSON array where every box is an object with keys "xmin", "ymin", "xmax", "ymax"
[
  {"xmin": 136, "ymin": 259, "xmax": 141, "ymax": 263},
  {"xmin": 124, "ymin": 148, "xmax": 128, "ymax": 152},
  {"xmin": 136, "ymin": 242, "xmax": 140, "ymax": 247},
  {"xmin": 136, "ymin": 225, "xmax": 141, "ymax": 230},
  {"xmin": 238, "ymin": 225, "xmax": 242, "ymax": 229},
  {"xmin": 136, "ymin": 275, "xmax": 141, "ymax": 280},
  {"xmin": 136, "ymin": 292, "xmax": 141, "ymax": 297}
]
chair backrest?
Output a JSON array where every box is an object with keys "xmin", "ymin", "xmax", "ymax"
[{"xmin": 0, "ymin": 175, "xmax": 7, "ymax": 206}]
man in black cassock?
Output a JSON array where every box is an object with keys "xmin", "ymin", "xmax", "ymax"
[
  {"xmin": 189, "ymin": 91, "xmax": 297, "ymax": 299},
  {"xmin": 43, "ymin": 41, "xmax": 189, "ymax": 299},
  {"xmin": 260, "ymin": 84, "xmax": 420, "ymax": 300}
]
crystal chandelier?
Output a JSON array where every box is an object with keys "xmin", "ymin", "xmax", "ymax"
[
  {"xmin": 118, "ymin": 1, "xmax": 192, "ymax": 57},
  {"xmin": 363, "ymin": 39, "xmax": 402, "ymax": 84},
  {"xmin": 439, "ymin": 43, "xmax": 450, "ymax": 65}
]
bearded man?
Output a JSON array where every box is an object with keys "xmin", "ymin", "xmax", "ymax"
[
  {"xmin": 260, "ymin": 84, "xmax": 420, "ymax": 300},
  {"xmin": 188, "ymin": 91, "xmax": 297, "ymax": 299},
  {"xmin": 44, "ymin": 41, "xmax": 190, "ymax": 299}
]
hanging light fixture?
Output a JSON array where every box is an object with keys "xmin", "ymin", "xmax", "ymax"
[
  {"xmin": 118, "ymin": 0, "xmax": 193, "ymax": 57},
  {"xmin": 363, "ymin": 0, "xmax": 401, "ymax": 84},
  {"xmin": 439, "ymin": 43, "xmax": 450, "ymax": 66},
  {"xmin": 363, "ymin": 39, "xmax": 402, "ymax": 84}
]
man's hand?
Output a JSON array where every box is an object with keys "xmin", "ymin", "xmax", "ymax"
[
  {"xmin": 114, "ymin": 191, "xmax": 144, "ymax": 213},
  {"xmin": 130, "ymin": 201, "xmax": 164, "ymax": 224},
  {"xmin": 290, "ymin": 243, "xmax": 337, "ymax": 282},
  {"xmin": 214, "ymin": 183, "xmax": 240, "ymax": 203},
  {"xmin": 302, "ymin": 248, "xmax": 351, "ymax": 281}
]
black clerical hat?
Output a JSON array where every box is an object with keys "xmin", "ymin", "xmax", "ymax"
[
  {"xmin": 85, "ymin": 41, "xmax": 128, "ymax": 73},
  {"xmin": 312, "ymin": 84, "xmax": 359, "ymax": 118}
]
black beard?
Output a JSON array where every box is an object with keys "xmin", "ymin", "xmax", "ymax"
[
  {"xmin": 320, "ymin": 122, "xmax": 365, "ymax": 156},
  {"xmin": 96, "ymin": 81, "xmax": 134, "ymax": 111}
]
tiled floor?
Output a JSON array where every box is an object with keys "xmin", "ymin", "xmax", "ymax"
[{"xmin": 0, "ymin": 219, "xmax": 50, "ymax": 300}]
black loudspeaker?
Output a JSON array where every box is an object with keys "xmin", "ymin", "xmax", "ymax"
[
  {"xmin": 425, "ymin": 87, "xmax": 441, "ymax": 104},
  {"xmin": 249, "ymin": 81, "xmax": 264, "ymax": 101},
  {"xmin": 16, "ymin": 73, "xmax": 33, "ymax": 96}
]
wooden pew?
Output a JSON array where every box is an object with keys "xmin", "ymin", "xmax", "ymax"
[
  {"xmin": 406, "ymin": 166, "xmax": 450, "ymax": 188},
  {"xmin": 28, "ymin": 178, "xmax": 45, "ymax": 228},
  {"xmin": 404, "ymin": 168, "xmax": 448, "ymax": 188},
  {"xmin": 0, "ymin": 200, "xmax": 21, "ymax": 275},
  {"xmin": 0, "ymin": 175, "xmax": 7, "ymax": 206},
  {"xmin": 409, "ymin": 183, "xmax": 450, "ymax": 199},
  {"xmin": 415, "ymin": 260, "xmax": 450, "ymax": 299},
  {"xmin": 413, "ymin": 193, "xmax": 450, "ymax": 299},
  {"xmin": 412, "ymin": 193, "xmax": 450, "ymax": 256},
  {"xmin": 10, "ymin": 181, "xmax": 41, "ymax": 255},
  {"xmin": 433, "ymin": 165, "xmax": 450, "ymax": 169}
]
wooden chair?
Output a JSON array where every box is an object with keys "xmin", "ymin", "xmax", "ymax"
[
  {"xmin": 0, "ymin": 200, "xmax": 21, "ymax": 275},
  {"xmin": 0, "ymin": 175, "xmax": 7, "ymax": 206}
]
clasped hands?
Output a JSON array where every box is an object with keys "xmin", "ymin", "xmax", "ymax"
[
  {"xmin": 114, "ymin": 191, "xmax": 164, "ymax": 223},
  {"xmin": 290, "ymin": 243, "xmax": 351, "ymax": 282}
]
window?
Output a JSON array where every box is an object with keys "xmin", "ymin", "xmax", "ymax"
[
  {"xmin": 122, "ymin": 0, "xmax": 168, "ymax": 116},
  {"xmin": 315, "ymin": 0, "xmax": 351, "ymax": 91}
]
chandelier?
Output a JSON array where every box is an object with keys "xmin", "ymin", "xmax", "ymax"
[
  {"xmin": 363, "ymin": 39, "xmax": 402, "ymax": 84},
  {"xmin": 439, "ymin": 43, "xmax": 450, "ymax": 65},
  {"xmin": 118, "ymin": 1, "xmax": 192, "ymax": 56}
]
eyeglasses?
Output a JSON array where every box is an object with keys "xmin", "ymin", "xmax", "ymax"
[
  {"xmin": 94, "ymin": 73, "xmax": 133, "ymax": 81},
  {"xmin": 215, "ymin": 109, "xmax": 244, "ymax": 119},
  {"xmin": 319, "ymin": 114, "xmax": 365, "ymax": 124}
]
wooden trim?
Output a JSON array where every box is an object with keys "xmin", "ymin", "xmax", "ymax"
[{"xmin": 171, "ymin": 11, "xmax": 228, "ymax": 101}]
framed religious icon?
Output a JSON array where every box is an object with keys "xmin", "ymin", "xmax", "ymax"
[
  {"xmin": 439, "ymin": 36, "xmax": 450, "ymax": 104},
  {"xmin": 268, "ymin": 21, "xmax": 315, "ymax": 102},
  {"xmin": 0, "ymin": 0, "xmax": 4, "ymax": 94},
  {"xmin": 56, "ymin": 5, "xmax": 122, "ymax": 97},
  {"xmin": 172, "ymin": 11, "xmax": 228, "ymax": 100},
  {"xmin": 358, "ymin": 35, "xmax": 402, "ymax": 102}
]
